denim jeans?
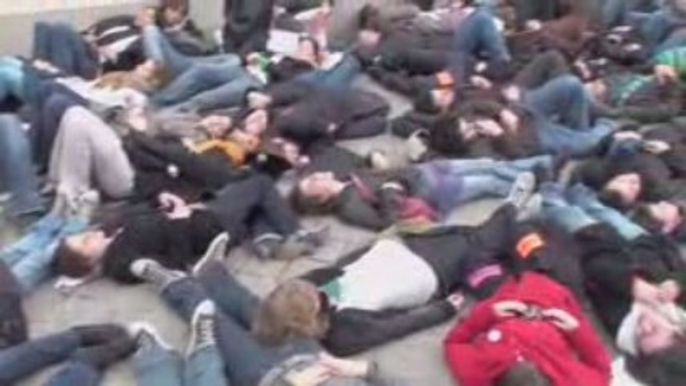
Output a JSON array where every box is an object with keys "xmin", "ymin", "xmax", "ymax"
[
  {"xmin": 524, "ymin": 75, "xmax": 611, "ymax": 156},
  {"xmin": 32, "ymin": 22, "xmax": 98, "ymax": 79},
  {"xmin": 540, "ymin": 183, "xmax": 646, "ymax": 240},
  {"xmin": 45, "ymin": 361, "xmax": 101, "ymax": 386},
  {"xmin": 0, "ymin": 214, "xmax": 88, "ymax": 292},
  {"xmin": 296, "ymin": 54, "xmax": 362, "ymax": 93},
  {"xmin": 133, "ymin": 333, "xmax": 227, "ymax": 386},
  {"xmin": 453, "ymin": 8, "xmax": 511, "ymax": 66},
  {"xmin": 627, "ymin": 9, "xmax": 686, "ymax": 55},
  {"xmin": 0, "ymin": 57, "xmax": 25, "ymax": 102},
  {"xmin": 162, "ymin": 264, "xmax": 320, "ymax": 386},
  {"xmin": 417, "ymin": 155, "xmax": 552, "ymax": 215},
  {"xmin": 0, "ymin": 331, "xmax": 82, "ymax": 384},
  {"xmin": 0, "ymin": 114, "xmax": 43, "ymax": 216},
  {"xmin": 602, "ymin": 0, "xmax": 658, "ymax": 28}
]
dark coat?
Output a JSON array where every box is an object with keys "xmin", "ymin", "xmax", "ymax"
[{"xmin": 223, "ymin": 0, "xmax": 275, "ymax": 54}]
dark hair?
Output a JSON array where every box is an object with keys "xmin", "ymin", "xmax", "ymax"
[
  {"xmin": 54, "ymin": 240, "xmax": 97, "ymax": 279},
  {"xmin": 359, "ymin": 4, "xmax": 382, "ymax": 32},
  {"xmin": 298, "ymin": 36, "xmax": 322, "ymax": 60},
  {"xmin": 598, "ymin": 188, "xmax": 632, "ymax": 212},
  {"xmin": 413, "ymin": 88, "xmax": 440, "ymax": 115},
  {"xmin": 626, "ymin": 347, "xmax": 686, "ymax": 386},
  {"xmin": 497, "ymin": 362, "xmax": 552, "ymax": 386}
]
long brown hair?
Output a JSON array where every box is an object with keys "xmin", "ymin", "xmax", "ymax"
[{"xmin": 253, "ymin": 280, "xmax": 330, "ymax": 346}]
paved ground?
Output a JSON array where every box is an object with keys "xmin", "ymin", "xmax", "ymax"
[{"xmin": 1, "ymin": 76, "xmax": 643, "ymax": 385}]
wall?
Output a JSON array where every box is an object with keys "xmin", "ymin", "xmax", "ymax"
[{"xmin": 0, "ymin": 0, "xmax": 224, "ymax": 55}]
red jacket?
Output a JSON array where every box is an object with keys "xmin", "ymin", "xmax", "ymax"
[{"xmin": 444, "ymin": 272, "xmax": 611, "ymax": 386}]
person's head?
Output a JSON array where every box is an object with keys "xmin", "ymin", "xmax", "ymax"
[
  {"xmin": 414, "ymin": 88, "xmax": 455, "ymax": 114},
  {"xmin": 55, "ymin": 231, "xmax": 112, "ymax": 278},
  {"xmin": 626, "ymin": 345, "xmax": 686, "ymax": 386},
  {"xmin": 297, "ymin": 36, "xmax": 321, "ymax": 65},
  {"xmin": 200, "ymin": 115, "xmax": 232, "ymax": 138},
  {"xmin": 601, "ymin": 173, "xmax": 642, "ymax": 208},
  {"xmin": 633, "ymin": 202, "xmax": 683, "ymax": 235},
  {"xmin": 357, "ymin": 29, "xmax": 382, "ymax": 49},
  {"xmin": 292, "ymin": 172, "xmax": 341, "ymax": 214},
  {"xmin": 243, "ymin": 109, "xmax": 269, "ymax": 135},
  {"xmin": 253, "ymin": 280, "xmax": 330, "ymax": 346},
  {"xmin": 497, "ymin": 361, "xmax": 551, "ymax": 386},
  {"xmin": 634, "ymin": 304, "xmax": 686, "ymax": 355},
  {"xmin": 159, "ymin": 0, "xmax": 188, "ymax": 26}
]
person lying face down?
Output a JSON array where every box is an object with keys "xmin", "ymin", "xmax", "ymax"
[
  {"xmin": 53, "ymin": 175, "xmax": 325, "ymax": 283},
  {"xmin": 292, "ymin": 156, "xmax": 548, "ymax": 230}
]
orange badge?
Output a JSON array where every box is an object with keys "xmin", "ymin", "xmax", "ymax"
[{"xmin": 516, "ymin": 233, "xmax": 544, "ymax": 259}]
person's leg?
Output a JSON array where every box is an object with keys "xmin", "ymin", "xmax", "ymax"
[
  {"xmin": 44, "ymin": 362, "xmax": 101, "ymax": 386},
  {"xmin": 143, "ymin": 25, "xmax": 195, "ymax": 78},
  {"xmin": 12, "ymin": 218, "xmax": 88, "ymax": 292},
  {"xmin": 196, "ymin": 261, "xmax": 259, "ymax": 328},
  {"xmin": 0, "ymin": 331, "xmax": 81, "ymax": 385},
  {"xmin": 152, "ymin": 63, "xmax": 246, "ymax": 107},
  {"xmin": 535, "ymin": 119, "xmax": 612, "ymax": 157},
  {"xmin": 43, "ymin": 23, "xmax": 90, "ymax": 77},
  {"xmin": 0, "ymin": 61, "xmax": 26, "ymax": 101},
  {"xmin": 539, "ymin": 182, "xmax": 599, "ymax": 232},
  {"xmin": 0, "ymin": 114, "xmax": 43, "ymax": 216},
  {"xmin": 297, "ymin": 54, "xmax": 361, "ymax": 92},
  {"xmin": 524, "ymin": 74, "xmax": 593, "ymax": 130},
  {"xmin": 133, "ymin": 334, "xmax": 183, "ymax": 386},
  {"xmin": 566, "ymin": 184, "xmax": 647, "ymax": 240},
  {"xmin": 49, "ymin": 106, "xmax": 134, "ymax": 199},
  {"xmin": 207, "ymin": 174, "xmax": 300, "ymax": 239},
  {"xmin": 453, "ymin": 8, "xmax": 511, "ymax": 64},
  {"xmin": 337, "ymin": 114, "xmax": 387, "ymax": 140},
  {"xmin": 170, "ymin": 72, "xmax": 261, "ymax": 113},
  {"xmin": 0, "ymin": 214, "xmax": 64, "ymax": 267},
  {"xmin": 183, "ymin": 309, "xmax": 229, "ymax": 386}
]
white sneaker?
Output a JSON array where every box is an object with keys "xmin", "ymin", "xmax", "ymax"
[{"xmin": 192, "ymin": 233, "xmax": 231, "ymax": 276}]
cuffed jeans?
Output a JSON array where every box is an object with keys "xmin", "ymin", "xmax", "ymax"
[
  {"xmin": 296, "ymin": 53, "xmax": 362, "ymax": 92},
  {"xmin": 453, "ymin": 8, "xmax": 511, "ymax": 66},
  {"xmin": 540, "ymin": 183, "xmax": 647, "ymax": 241},
  {"xmin": 0, "ymin": 114, "xmax": 43, "ymax": 216},
  {"xmin": 161, "ymin": 264, "xmax": 320, "ymax": 386},
  {"xmin": 0, "ymin": 214, "xmax": 88, "ymax": 292},
  {"xmin": 417, "ymin": 155, "xmax": 552, "ymax": 215},
  {"xmin": 32, "ymin": 22, "xmax": 98, "ymax": 79}
]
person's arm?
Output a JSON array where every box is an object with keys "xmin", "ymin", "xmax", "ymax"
[
  {"xmin": 513, "ymin": 50, "xmax": 571, "ymax": 90},
  {"xmin": 265, "ymin": 81, "xmax": 313, "ymax": 107},
  {"xmin": 337, "ymin": 193, "xmax": 396, "ymax": 231},
  {"xmin": 324, "ymin": 300, "xmax": 456, "ymax": 356}
]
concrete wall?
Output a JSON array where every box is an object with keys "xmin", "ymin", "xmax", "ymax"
[{"xmin": 0, "ymin": 0, "xmax": 224, "ymax": 56}]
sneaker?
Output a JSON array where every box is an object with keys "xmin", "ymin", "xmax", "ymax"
[
  {"xmin": 368, "ymin": 150, "xmax": 391, "ymax": 171},
  {"xmin": 130, "ymin": 259, "xmax": 185, "ymax": 287},
  {"xmin": 187, "ymin": 300, "xmax": 216, "ymax": 356},
  {"xmin": 192, "ymin": 233, "xmax": 230, "ymax": 276},
  {"xmin": 274, "ymin": 226, "xmax": 329, "ymax": 260},
  {"xmin": 50, "ymin": 186, "xmax": 73, "ymax": 219},
  {"xmin": 72, "ymin": 190, "xmax": 100, "ymax": 221},
  {"xmin": 407, "ymin": 130, "xmax": 429, "ymax": 163},
  {"xmin": 516, "ymin": 193, "xmax": 543, "ymax": 221},
  {"xmin": 130, "ymin": 322, "xmax": 173, "ymax": 355},
  {"xmin": 505, "ymin": 172, "xmax": 536, "ymax": 210}
]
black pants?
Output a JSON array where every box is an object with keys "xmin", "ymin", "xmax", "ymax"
[{"xmin": 206, "ymin": 174, "xmax": 300, "ymax": 242}]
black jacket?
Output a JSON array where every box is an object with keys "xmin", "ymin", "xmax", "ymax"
[{"xmin": 223, "ymin": 0, "xmax": 275, "ymax": 55}]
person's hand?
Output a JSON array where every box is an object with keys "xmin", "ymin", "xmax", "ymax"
[
  {"xmin": 319, "ymin": 353, "xmax": 371, "ymax": 378},
  {"xmin": 493, "ymin": 301, "xmax": 528, "ymax": 318},
  {"xmin": 247, "ymin": 92, "xmax": 272, "ymax": 109},
  {"xmin": 284, "ymin": 363, "xmax": 333, "ymax": 386},
  {"xmin": 542, "ymin": 308, "xmax": 580, "ymax": 331},
  {"xmin": 525, "ymin": 19, "xmax": 543, "ymax": 31},
  {"xmin": 471, "ymin": 75, "xmax": 493, "ymax": 89},
  {"xmin": 158, "ymin": 192, "xmax": 187, "ymax": 212},
  {"xmin": 500, "ymin": 109, "xmax": 520, "ymax": 132},
  {"xmin": 643, "ymin": 140, "xmax": 671, "ymax": 154},
  {"xmin": 655, "ymin": 64, "xmax": 678, "ymax": 84},
  {"xmin": 502, "ymin": 85, "xmax": 522, "ymax": 102},
  {"xmin": 447, "ymin": 292, "xmax": 467, "ymax": 312}
]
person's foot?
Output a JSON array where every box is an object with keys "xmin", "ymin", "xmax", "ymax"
[
  {"xmin": 72, "ymin": 190, "xmax": 100, "ymax": 221},
  {"xmin": 50, "ymin": 186, "xmax": 75, "ymax": 219},
  {"xmin": 368, "ymin": 150, "xmax": 391, "ymax": 170},
  {"xmin": 130, "ymin": 322, "xmax": 173, "ymax": 356},
  {"xmin": 252, "ymin": 234, "xmax": 283, "ymax": 260},
  {"xmin": 274, "ymin": 226, "xmax": 329, "ymax": 260},
  {"xmin": 406, "ymin": 130, "xmax": 429, "ymax": 163},
  {"xmin": 192, "ymin": 233, "xmax": 231, "ymax": 276},
  {"xmin": 72, "ymin": 324, "xmax": 132, "ymax": 346},
  {"xmin": 187, "ymin": 300, "xmax": 217, "ymax": 355},
  {"xmin": 71, "ymin": 324, "xmax": 138, "ymax": 368},
  {"xmin": 130, "ymin": 259, "xmax": 185, "ymax": 287},
  {"xmin": 505, "ymin": 172, "xmax": 536, "ymax": 209}
]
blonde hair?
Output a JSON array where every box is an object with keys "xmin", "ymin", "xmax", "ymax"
[{"xmin": 253, "ymin": 280, "xmax": 330, "ymax": 346}]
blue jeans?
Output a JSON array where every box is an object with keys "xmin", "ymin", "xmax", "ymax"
[
  {"xmin": 0, "ymin": 57, "xmax": 25, "ymax": 102},
  {"xmin": 45, "ymin": 361, "xmax": 101, "ymax": 386},
  {"xmin": 32, "ymin": 22, "xmax": 98, "ymax": 79},
  {"xmin": 133, "ymin": 334, "xmax": 227, "ymax": 386},
  {"xmin": 161, "ymin": 264, "xmax": 320, "ymax": 386},
  {"xmin": 540, "ymin": 183, "xmax": 646, "ymax": 240},
  {"xmin": 0, "ymin": 214, "xmax": 88, "ymax": 292},
  {"xmin": 0, "ymin": 114, "xmax": 43, "ymax": 216},
  {"xmin": 524, "ymin": 75, "xmax": 611, "ymax": 156},
  {"xmin": 296, "ymin": 54, "xmax": 362, "ymax": 92},
  {"xmin": 602, "ymin": 0, "xmax": 658, "ymax": 28},
  {"xmin": 417, "ymin": 155, "xmax": 552, "ymax": 215},
  {"xmin": 0, "ymin": 331, "xmax": 88, "ymax": 385},
  {"xmin": 627, "ymin": 9, "xmax": 686, "ymax": 55},
  {"xmin": 453, "ymin": 8, "xmax": 511, "ymax": 66}
]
